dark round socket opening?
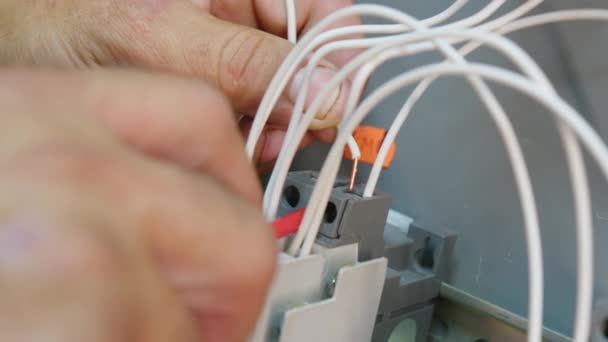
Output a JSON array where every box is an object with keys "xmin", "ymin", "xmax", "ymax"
[
  {"xmin": 415, "ymin": 236, "xmax": 435, "ymax": 271},
  {"xmin": 603, "ymin": 317, "xmax": 608, "ymax": 339},
  {"xmin": 283, "ymin": 186, "xmax": 300, "ymax": 208},
  {"xmin": 324, "ymin": 202, "xmax": 338, "ymax": 224}
]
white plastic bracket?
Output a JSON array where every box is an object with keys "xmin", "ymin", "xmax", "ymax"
[{"xmin": 249, "ymin": 244, "xmax": 387, "ymax": 342}]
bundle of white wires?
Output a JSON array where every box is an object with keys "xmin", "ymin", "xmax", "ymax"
[{"xmin": 248, "ymin": 1, "xmax": 608, "ymax": 341}]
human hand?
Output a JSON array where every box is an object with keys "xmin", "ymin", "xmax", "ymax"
[
  {"xmin": 0, "ymin": 69, "xmax": 275, "ymax": 342},
  {"xmin": 1, "ymin": 0, "xmax": 359, "ymax": 164}
]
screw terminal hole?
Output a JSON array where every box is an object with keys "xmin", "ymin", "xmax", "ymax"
[
  {"xmin": 283, "ymin": 186, "xmax": 300, "ymax": 208},
  {"xmin": 415, "ymin": 236, "xmax": 435, "ymax": 271},
  {"xmin": 324, "ymin": 202, "xmax": 338, "ymax": 223},
  {"xmin": 388, "ymin": 319, "xmax": 416, "ymax": 342},
  {"xmin": 430, "ymin": 319, "xmax": 449, "ymax": 339}
]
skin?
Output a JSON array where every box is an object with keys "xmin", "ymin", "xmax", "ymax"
[
  {"xmin": 0, "ymin": 1, "xmax": 359, "ymax": 341},
  {"xmin": 0, "ymin": 69, "xmax": 276, "ymax": 342},
  {"xmin": 0, "ymin": 0, "xmax": 359, "ymax": 163}
]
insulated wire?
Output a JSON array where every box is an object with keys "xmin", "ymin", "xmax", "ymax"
[
  {"xmin": 282, "ymin": 0, "xmax": 362, "ymax": 180},
  {"xmin": 271, "ymin": 2, "xmax": 598, "ymax": 340},
  {"xmin": 247, "ymin": 1, "xmax": 506, "ymax": 160},
  {"xmin": 279, "ymin": 0, "xmax": 365, "ymax": 215},
  {"xmin": 285, "ymin": 0, "xmax": 297, "ymax": 44},
  {"xmin": 300, "ymin": 63, "xmax": 608, "ymax": 342},
  {"xmin": 247, "ymin": 4, "xmax": 407, "ymax": 158},
  {"xmin": 497, "ymin": 10, "xmax": 608, "ymax": 342},
  {"xmin": 354, "ymin": 0, "xmax": 545, "ymax": 65},
  {"xmin": 277, "ymin": 9, "xmax": 538, "ymax": 255},
  {"xmin": 270, "ymin": 2, "xmax": 596, "ymax": 340},
  {"xmin": 367, "ymin": 10, "xmax": 608, "ymax": 340},
  {"xmin": 264, "ymin": 1, "xmax": 542, "ymax": 218},
  {"xmin": 264, "ymin": 2, "xmax": 508, "ymax": 220},
  {"xmin": 291, "ymin": 27, "xmax": 549, "ymax": 342}
]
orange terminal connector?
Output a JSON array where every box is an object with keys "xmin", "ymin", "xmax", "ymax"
[{"xmin": 344, "ymin": 126, "xmax": 396, "ymax": 168}]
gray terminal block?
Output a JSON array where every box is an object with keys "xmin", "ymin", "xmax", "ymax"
[
  {"xmin": 276, "ymin": 170, "xmax": 458, "ymax": 342},
  {"xmin": 373, "ymin": 222, "xmax": 458, "ymax": 342},
  {"xmin": 278, "ymin": 171, "xmax": 391, "ymax": 261}
]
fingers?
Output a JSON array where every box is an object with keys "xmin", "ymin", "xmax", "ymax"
[
  {"xmin": 0, "ymin": 69, "xmax": 262, "ymax": 205},
  {"xmin": 201, "ymin": 0, "xmax": 259, "ymax": 28},
  {"xmin": 254, "ymin": 0, "xmax": 361, "ymax": 67},
  {"xmin": 100, "ymin": 1, "xmax": 348, "ymax": 129},
  {"xmin": 0, "ymin": 181, "xmax": 201, "ymax": 342},
  {"xmin": 3, "ymin": 0, "xmax": 352, "ymax": 132},
  {"xmin": 111, "ymin": 0, "xmax": 291, "ymax": 115},
  {"xmin": 134, "ymin": 165, "xmax": 277, "ymax": 342},
  {"xmin": 83, "ymin": 70, "xmax": 264, "ymax": 204},
  {"xmin": 300, "ymin": 0, "xmax": 361, "ymax": 66},
  {"xmin": 252, "ymin": 0, "xmax": 312, "ymax": 38},
  {"xmin": 239, "ymin": 116, "xmax": 314, "ymax": 167},
  {"xmin": 1, "ymin": 138, "xmax": 277, "ymax": 342}
]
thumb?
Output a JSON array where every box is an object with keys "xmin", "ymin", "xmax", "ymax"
[{"xmin": 109, "ymin": 1, "xmax": 348, "ymax": 128}]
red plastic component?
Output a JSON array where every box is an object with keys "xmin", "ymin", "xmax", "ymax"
[{"xmin": 272, "ymin": 208, "xmax": 306, "ymax": 239}]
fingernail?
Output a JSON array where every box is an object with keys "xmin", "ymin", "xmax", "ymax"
[{"xmin": 288, "ymin": 66, "xmax": 343, "ymax": 125}]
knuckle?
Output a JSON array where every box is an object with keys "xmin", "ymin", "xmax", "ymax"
[
  {"xmin": 217, "ymin": 29, "xmax": 270, "ymax": 106},
  {"xmin": 165, "ymin": 80, "xmax": 239, "ymax": 167},
  {"xmin": 186, "ymin": 80, "xmax": 235, "ymax": 130}
]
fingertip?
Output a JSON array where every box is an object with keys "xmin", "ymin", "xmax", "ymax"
[
  {"xmin": 311, "ymin": 128, "xmax": 337, "ymax": 143},
  {"xmin": 309, "ymin": 76, "xmax": 350, "ymax": 130},
  {"xmin": 287, "ymin": 66, "xmax": 350, "ymax": 131}
]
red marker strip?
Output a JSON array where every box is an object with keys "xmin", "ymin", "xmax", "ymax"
[{"xmin": 272, "ymin": 208, "xmax": 306, "ymax": 239}]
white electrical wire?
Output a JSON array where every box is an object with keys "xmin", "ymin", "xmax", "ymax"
[
  {"xmin": 441, "ymin": 0, "xmax": 506, "ymax": 29},
  {"xmin": 264, "ymin": 2, "xmax": 511, "ymax": 220},
  {"xmin": 420, "ymin": 0, "xmax": 470, "ymax": 27},
  {"xmin": 365, "ymin": 9, "xmax": 608, "ymax": 201},
  {"xmin": 282, "ymin": 0, "xmax": 362, "ymax": 199},
  {"xmin": 501, "ymin": 9, "xmax": 608, "ymax": 34},
  {"xmin": 353, "ymin": 33, "xmax": 584, "ymax": 342},
  {"xmin": 247, "ymin": 5, "xmax": 408, "ymax": 158},
  {"xmin": 365, "ymin": 10, "xmax": 608, "ymax": 341},
  {"xmin": 342, "ymin": 0, "xmax": 546, "ymax": 67},
  {"xmin": 299, "ymin": 64, "xmax": 608, "ymax": 342},
  {"xmin": 263, "ymin": 1, "xmax": 543, "ymax": 217},
  {"xmin": 266, "ymin": 4, "xmax": 600, "ymax": 340},
  {"xmin": 282, "ymin": 25, "xmax": 549, "ymax": 342},
  {"xmin": 247, "ymin": 1, "xmax": 513, "ymax": 159},
  {"xmin": 285, "ymin": 0, "xmax": 297, "ymax": 44},
  {"xmin": 276, "ymin": 25, "xmax": 547, "ymax": 255},
  {"xmin": 299, "ymin": 63, "xmax": 604, "ymax": 247},
  {"xmin": 267, "ymin": 1, "xmax": 552, "ymax": 246},
  {"xmin": 478, "ymin": 0, "xmax": 544, "ymax": 30},
  {"xmin": 359, "ymin": 10, "xmax": 602, "ymax": 342},
  {"xmin": 498, "ymin": 10, "xmax": 608, "ymax": 341}
]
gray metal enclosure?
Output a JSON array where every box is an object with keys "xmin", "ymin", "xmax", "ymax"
[{"xmin": 293, "ymin": 0, "xmax": 608, "ymax": 338}]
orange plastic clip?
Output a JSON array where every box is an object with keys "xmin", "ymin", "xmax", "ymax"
[{"xmin": 344, "ymin": 126, "xmax": 396, "ymax": 168}]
